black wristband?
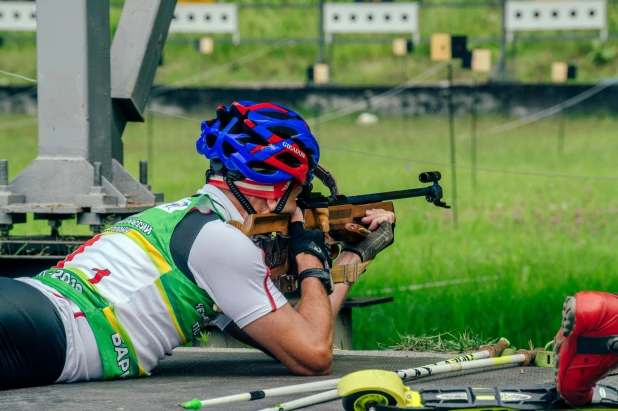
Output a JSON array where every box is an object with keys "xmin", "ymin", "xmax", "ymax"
[
  {"xmin": 289, "ymin": 222, "xmax": 332, "ymax": 268},
  {"xmin": 298, "ymin": 268, "xmax": 334, "ymax": 295}
]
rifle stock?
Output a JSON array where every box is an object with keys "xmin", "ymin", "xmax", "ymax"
[{"xmin": 229, "ymin": 172, "xmax": 448, "ymax": 291}]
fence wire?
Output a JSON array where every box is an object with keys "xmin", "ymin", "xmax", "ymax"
[{"xmin": 1, "ymin": 60, "xmax": 618, "ymax": 182}]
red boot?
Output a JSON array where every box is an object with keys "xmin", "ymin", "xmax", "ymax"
[{"xmin": 554, "ymin": 292, "xmax": 618, "ymax": 406}]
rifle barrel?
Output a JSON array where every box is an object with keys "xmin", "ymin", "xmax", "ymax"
[{"xmin": 345, "ymin": 187, "xmax": 433, "ymax": 205}]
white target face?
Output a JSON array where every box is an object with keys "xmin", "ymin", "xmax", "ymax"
[
  {"xmin": 169, "ymin": 4, "xmax": 238, "ymax": 34},
  {"xmin": 323, "ymin": 3, "xmax": 419, "ymax": 36},
  {"xmin": 505, "ymin": 1, "xmax": 606, "ymax": 33},
  {"xmin": 0, "ymin": 2, "xmax": 37, "ymax": 32}
]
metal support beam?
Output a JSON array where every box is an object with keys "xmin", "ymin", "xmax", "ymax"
[
  {"xmin": 39, "ymin": 0, "xmax": 113, "ymax": 178},
  {"xmin": 4, "ymin": 0, "xmax": 113, "ymax": 210},
  {"xmin": 110, "ymin": 0, "xmax": 177, "ymax": 164},
  {"xmin": 1, "ymin": 0, "xmax": 166, "ymax": 234}
]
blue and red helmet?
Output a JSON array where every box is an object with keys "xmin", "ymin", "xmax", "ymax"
[{"xmin": 197, "ymin": 101, "xmax": 319, "ymax": 186}]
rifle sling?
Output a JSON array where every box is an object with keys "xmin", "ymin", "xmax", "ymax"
[
  {"xmin": 226, "ymin": 220, "xmax": 372, "ymax": 293},
  {"xmin": 331, "ymin": 260, "xmax": 372, "ymax": 284},
  {"xmin": 275, "ymin": 260, "xmax": 372, "ymax": 292}
]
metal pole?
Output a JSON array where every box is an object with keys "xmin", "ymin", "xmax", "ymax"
[
  {"xmin": 139, "ymin": 160, "xmax": 148, "ymax": 186},
  {"xmin": 317, "ymin": 0, "xmax": 325, "ymax": 64},
  {"xmin": 497, "ymin": 0, "xmax": 507, "ymax": 80},
  {"xmin": 511, "ymin": 33, "xmax": 518, "ymax": 79},
  {"xmin": 471, "ymin": 79, "xmax": 478, "ymax": 190},
  {"xmin": 313, "ymin": 102, "xmax": 321, "ymax": 142},
  {"xmin": 447, "ymin": 63, "xmax": 459, "ymax": 228},
  {"xmin": 400, "ymin": 57, "xmax": 406, "ymax": 137},
  {"xmin": 0, "ymin": 160, "xmax": 8, "ymax": 187},
  {"xmin": 147, "ymin": 109, "xmax": 154, "ymax": 184},
  {"xmin": 558, "ymin": 88, "xmax": 566, "ymax": 155}
]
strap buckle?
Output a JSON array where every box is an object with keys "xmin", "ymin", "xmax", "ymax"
[
  {"xmin": 276, "ymin": 275, "xmax": 299, "ymax": 293},
  {"xmin": 343, "ymin": 264, "xmax": 359, "ymax": 285}
]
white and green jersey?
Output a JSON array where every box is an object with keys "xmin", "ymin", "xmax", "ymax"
[{"xmin": 18, "ymin": 185, "xmax": 288, "ymax": 382}]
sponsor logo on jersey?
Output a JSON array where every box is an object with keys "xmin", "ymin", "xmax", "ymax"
[
  {"xmin": 104, "ymin": 226, "xmax": 130, "ymax": 234},
  {"xmin": 36, "ymin": 269, "xmax": 84, "ymax": 293},
  {"xmin": 118, "ymin": 218, "xmax": 153, "ymax": 235},
  {"xmin": 196, "ymin": 303, "xmax": 212, "ymax": 328},
  {"xmin": 111, "ymin": 333, "xmax": 131, "ymax": 378},
  {"xmin": 282, "ymin": 142, "xmax": 305, "ymax": 158},
  {"xmin": 156, "ymin": 198, "xmax": 192, "ymax": 213}
]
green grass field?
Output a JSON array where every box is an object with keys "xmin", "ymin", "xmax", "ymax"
[
  {"xmin": 2, "ymin": 0, "xmax": 618, "ymax": 86},
  {"xmin": 3, "ymin": 109, "xmax": 618, "ymax": 351}
]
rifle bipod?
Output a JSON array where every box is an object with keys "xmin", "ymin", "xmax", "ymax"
[{"xmin": 338, "ymin": 370, "xmax": 618, "ymax": 411}]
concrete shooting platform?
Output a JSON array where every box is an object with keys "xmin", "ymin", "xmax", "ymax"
[{"xmin": 3, "ymin": 348, "xmax": 618, "ymax": 411}]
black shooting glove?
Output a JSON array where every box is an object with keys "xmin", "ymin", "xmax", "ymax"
[
  {"xmin": 289, "ymin": 221, "xmax": 332, "ymax": 269},
  {"xmin": 342, "ymin": 221, "xmax": 395, "ymax": 262}
]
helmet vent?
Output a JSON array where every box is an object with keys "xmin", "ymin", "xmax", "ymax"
[
  {"xmin": 260, "ymin": 111, "xmax": 294, "ymax": 120},
  {"xmin": 246, "ymin": 161, "xmax": 278, "ymax": 175},
  {"xmin": 268, "ymin": 126, "xmax": 298, "ymax": 139},
  {"xmin": 243, "ymin": 126, "xmax": 270, "ymax": 146},
  {"xmin": 228, "ymin": 120, "xmax": 243, "ymax": 134},
  {"xmin": 205, "ymin": 133, "xmax": 218, "ymax": 148},
  {"xmin": 216, "ymin": 108, "xmax": 233, "ymax": 130},
  {"xmin": 293, "ymin": 138, "xmax": 317, "ymax": 168},
  {"xmin": 221, "ymin": 141, "xmax": 237, "ymax": 158},
  {"xmin": 276, "ymin": 152, "xmax": 302, "ymax": 168}
]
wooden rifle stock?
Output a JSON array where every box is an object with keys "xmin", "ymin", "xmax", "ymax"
[
  {"xmin": 229, "ymin": 172, "xmax": 445, "ymax": 291},
  {"xmin": 231, "ymin": 201, "xmax": 395, "ymax": 284}
]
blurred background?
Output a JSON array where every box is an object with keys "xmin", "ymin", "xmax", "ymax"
[{"xmin": 2, "ymin": 0, "xmax": 618, "ymax": 352}]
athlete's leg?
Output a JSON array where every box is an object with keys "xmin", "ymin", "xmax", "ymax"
[
  {"xmin": 554, "ymin": 292, "xmax": 618, "ymax": 405},
  {"xmin": 0, "ymin": 277, "xmax": 67, "ymax": 390}
]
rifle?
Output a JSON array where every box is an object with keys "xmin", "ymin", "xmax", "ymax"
[{"xmin": 228, "ymin": 170, "xmax": 449, "ymax": 293}]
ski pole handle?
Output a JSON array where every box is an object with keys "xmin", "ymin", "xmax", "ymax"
[
  {"xmin": 479, "ymin": 338, "xmax": 510, "ymax": 358},
  {"xmin": 516, "ymin": 348, "xmax": 545, "ymax": 366}
]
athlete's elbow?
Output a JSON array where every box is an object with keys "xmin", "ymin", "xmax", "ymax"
[{"xmin": 292, "ymin": 345, "xmax": 333, "ymax": 376}]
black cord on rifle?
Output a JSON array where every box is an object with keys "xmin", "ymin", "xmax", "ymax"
[{"xmin": 314, "ymin": 165, "xmax": 339, "ymax": 196}]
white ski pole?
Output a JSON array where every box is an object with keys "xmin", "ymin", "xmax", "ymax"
[
  {"xmin": 260, "ymin": 348, "xmax": 540, "ymax": 411},
  {"xmin": 180, "ymin": 338, "xmax": 510, "ymax": 410}
]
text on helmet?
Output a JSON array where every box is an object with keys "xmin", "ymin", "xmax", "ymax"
[{"xmin": 282, "ymin": 142, "xmax": 305, "ymax": 159}]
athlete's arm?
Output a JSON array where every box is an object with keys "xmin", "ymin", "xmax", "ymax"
[
  {"xmin": 330, "ymin": 208, "xmax": 395, "ymax": 316},
  {"xmin": 240, "ymin": 208, "xmax": 334, "ymax": 376},
  {"xmin": 188, "ymin": 219, "xmax": 332, "ymax": 375},
  {"xmin": 220, "ymin": 209, "xmax": 395, "ymax": 375}
]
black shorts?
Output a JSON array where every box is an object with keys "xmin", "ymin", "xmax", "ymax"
[{"xmin": 0, "ymin": 277, "xmax": 67, "ymax": 390}]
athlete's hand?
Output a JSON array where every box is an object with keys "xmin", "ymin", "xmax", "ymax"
[
  {"xmin": 289, "ymin": 207, "xmax": 332, "ymax": 270},
  {"xmin": 342, "ymin": 209, "xmax": 395, "ymax": 262}
]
